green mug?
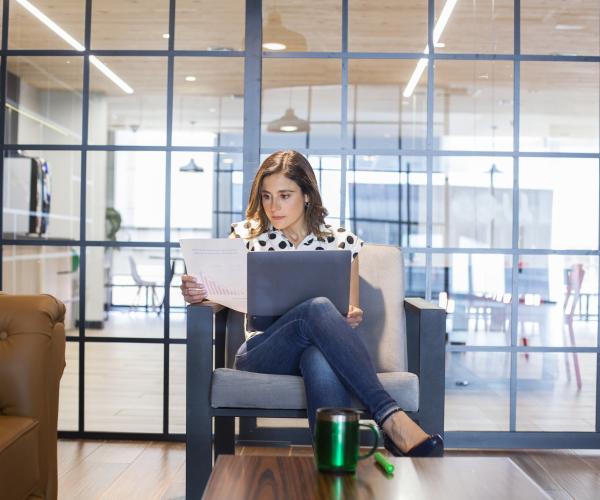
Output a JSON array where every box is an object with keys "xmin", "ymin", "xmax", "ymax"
[{"xmin": 314, "ymin": 407, "xmax": 379, "ymax": 473}]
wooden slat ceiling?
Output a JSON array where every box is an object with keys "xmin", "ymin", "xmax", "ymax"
[{"xmin": 3, "ymin": 0, "xmax": 599, "ymax": 97}]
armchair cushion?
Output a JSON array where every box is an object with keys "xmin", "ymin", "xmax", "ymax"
[{"xmin": 211, "ymin": 368, "xmax": 419, "ymax": 412}]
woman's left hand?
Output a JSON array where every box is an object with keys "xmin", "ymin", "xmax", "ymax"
[{"xmin": 346, "ymin": 305, "xmax": 364, "ymax": 329}]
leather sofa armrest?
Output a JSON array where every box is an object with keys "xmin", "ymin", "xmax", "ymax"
[{"xmin": 0, "ymin": 294, "xmax": 66, "ymax": 500}]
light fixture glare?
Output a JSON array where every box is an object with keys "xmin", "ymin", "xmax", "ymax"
[
  {"xmin": 16, "ymin": 0, "xmax": 134, "ymax": 95},
  {"xmin": 16, "ymin": 0, "xmax": 85, "ymax": 51},
  {"xmin": 90, "ymin": 56, "xmax": 134, "ymax": 94},
  {"xmin": 403, "ymin": 0, "xmax": 458, "ymax": 97},
  {"xmin": 263, "ymin": 42, "xmax": 287, "ymax": 51}
]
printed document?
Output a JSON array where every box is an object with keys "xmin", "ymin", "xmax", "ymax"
[{"xmin": 180, "ymin": 238, "xmax": 247, "ymax": 312}]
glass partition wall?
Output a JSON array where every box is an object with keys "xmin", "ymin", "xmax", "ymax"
[{"xmin": 1, "ymin": 0, "xmax": 598, "ymax": 448}]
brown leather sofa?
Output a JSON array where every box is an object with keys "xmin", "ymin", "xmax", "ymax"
[{"xmin": 0, "ymin": 294, "xmax": 66, "ymax": 500}]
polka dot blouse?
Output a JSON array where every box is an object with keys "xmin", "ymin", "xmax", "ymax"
[{"xmin": 230, "ymin": 219, "xmax": 364, "ymax": 261}]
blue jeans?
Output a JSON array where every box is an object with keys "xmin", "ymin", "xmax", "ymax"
[{"xmin": 234, "ymin": 297, "xmax": 400, "ymax": 434}]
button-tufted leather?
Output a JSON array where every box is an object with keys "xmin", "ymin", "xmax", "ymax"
[{"xmin": 0, "ymin": 294, "xmax": 66, "ymax": 500}]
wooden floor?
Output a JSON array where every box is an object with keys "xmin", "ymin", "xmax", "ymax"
[{"xmin": 56, "ymin": 440, "xmax": 600, "ymax": 500}]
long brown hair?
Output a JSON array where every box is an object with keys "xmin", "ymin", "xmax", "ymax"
[{"xmin": 246, "ymin": 150, "xmax": 330, "ymax": 238}]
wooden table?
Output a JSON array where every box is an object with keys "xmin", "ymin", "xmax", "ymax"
[{"xmin": 203, "ymin": 455, "xmax": 550, "ymax": 500}]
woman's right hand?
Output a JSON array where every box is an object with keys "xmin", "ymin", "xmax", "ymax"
[{"xmin": 180, "ymin": 274, "xmax": 208, "ymax": 304}]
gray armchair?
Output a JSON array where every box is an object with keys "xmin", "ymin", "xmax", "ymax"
[{"xmin": 186, "ymin": 244, "xmax": 446, "ymax": 497}]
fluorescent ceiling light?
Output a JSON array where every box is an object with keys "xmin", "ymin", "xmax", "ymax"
[
  {"xmin": 263, "ymin": 42, "xmax": 287, "ymax": 51},
  {"xmin": 555, "ymin": 24, "xmax": 584, "ymax": 31},
  {"xmin": 16, "ymin": 0, "xmax": 134, "ymax": 94},
  {"xmin": 185, "ymin": 75, "xmax": 197, "ymax": 82},
  {"xmin": 16, "ymin": 0, "xmax": 84, "ymax": 50},
  {"xmin": 162, "ymin": 33, "xmax": 170, "ymax": 39},
  {"xmin": 403, "ymin": 58, "xmax": 428, "ymax": 98},
  {"xmin": 403, "ymin": 0, "xmax": 458, "ymax": 98},
  {"xmin": 89, "ymin": 56, "xmax": 134, "ymax": 94}
]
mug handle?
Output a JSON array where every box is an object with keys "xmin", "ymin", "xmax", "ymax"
[{"xmin": 357, "ymin": 421, "xmax": 380, "ymax": 460}]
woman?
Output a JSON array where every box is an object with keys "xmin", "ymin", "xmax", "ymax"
[{"xmin": 180, "ymin": 150, "xmax": 442, "ymax": 456}]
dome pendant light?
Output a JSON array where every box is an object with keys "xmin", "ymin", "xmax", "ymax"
[
  {"xmin": 179, "ymin": 158, "xmax": 204, "ymax": 172},
  {"xmin": 262, "ymin": 10, "xmax": 307, "ymax": 52},
  {"xmin": 267, "ymin": 108, "xmax": 310, "ymax": 133}
]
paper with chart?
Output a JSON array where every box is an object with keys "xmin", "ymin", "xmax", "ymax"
[{"xmin": 180, "ymin": 238, "xmax": 247, "ymax": 313}]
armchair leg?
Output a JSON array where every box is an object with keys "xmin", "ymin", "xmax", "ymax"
[
  {"xmin": 187, "ymin": 304, "xmax": 224, "ymax": 497},
  {"xmin": 186, "ymin": 414, "xmax": 213, "ymax": 498},
  {"xmin": 238, "ymin": 416, "xmax": 258, "ymax": 441},
  {"xmin": 214, "ymin": 416, "xmax": 236, "ymax": 456}
]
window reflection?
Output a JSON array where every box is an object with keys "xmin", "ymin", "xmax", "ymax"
[
  {"xmin": 170, "ymin": 152, "xmax": 243, "ymax": 241},
  {"xmin": 169, "ymin": 345, "xmax": 186, "ymax": 433},
  {"xmin": 86, "ymin": 246, "xmax": 165, "ymax": 339},
  {"xmin": 433, "ymin": 253, "xmax": 512, "ymax": 347},
  {"xmin": 432, "ymin": 157, "xmax": 513, "ymax": 248},
  {"xmin": 517, "ymin": 353, "xmax": 596, "ymax": 431},
  {"xmin": 86, "ymin": 151, "xmax": 166, "ymax": 242},
  {"xmin": 517, "ymin": 255, "xmax": 598, "ymax": 348},
  {"xmin": 262, "ymin": 0, "xmax": 341, "ymax": 52},
  {"xmin": 85, "ymin": 343, "xmax": 163, "ymax": 432},
  {"xmin": 446, "ymin": 352, "xmax": 510, "ymax": 431},
  {"xmin": 349, "ymin": 60, "xmax": 427, "ymax": 151},
  {"xmin": 519, "ymin": 158, "xmax": 598, "ymax": 250},
  {"xmin": 2, "ymin": 245, "xmax": 80, "ymax": 334},
  {"xmin": 434, "ymin": 60, "xmax": 513, "ymax": 151},
  {"xmin": 91, "ymin": 0, "xmax": 169, "ymax": 50},
  {"xmin": 404, "ymin": 252, "xmax": 427, "ymax": 298},
  {"xmin": 520, "ymin": 62, "xmax": 599, "ymax": 153},
  {"xmin": 348, "ymin": 156, "xmax": 426, "ymax": 247},
  {"xmin": 176, "ymin": 0, "xmax": 245, "ymax": 51},
  {"xmin": 262, "ymin": 59, "xmax": 341, "ymax": 150},
  {"xmin": 5, "ymin": 57, "xmax": 83, "ymax": 145},
  {"xmin": 435, "ymin": 0, "xmax": 513, "ymax": 54},
  {"xmin": 58, "ymin": 342, "xmax": 79, "ymax": 431},
  {"xmin": 89, "ymin": 57, "xmax": 167, "ymax": 146},
  {"xmin": 522, "ymin": 0, "xmax": 600, "ymax": 56},
  {"xmin": 172, "ymin": 58, "xmax": 244, "ymax": 147},
  {"xmin": 3, "ymin": 151, "xmax": 81, "ymax": 240},
  {"xmin": 8, "ymin": 0, "xmax": 84, "ymax": 50},
  {"xmin": 349, "ymin": 0, "xmax": 427, "ymax": 52}
]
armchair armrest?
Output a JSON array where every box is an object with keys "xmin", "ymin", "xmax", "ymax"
[
  {"xmin": 404, "ymin": 297, "xmax": 446, "ymax": 439},
  {"xmin": 186, "ymin": 301, "xmax": 229, "ymax": 495},
  {"xmin": 186, "ymin": 301, "xmax": 228, "ymax": 411}
]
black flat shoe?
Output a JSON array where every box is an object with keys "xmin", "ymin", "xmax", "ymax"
[{"xmin": 381, "ymin": 431, "xmax": 444, "ymax": 457}]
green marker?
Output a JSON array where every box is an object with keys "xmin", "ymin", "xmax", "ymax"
[{"xmin": 374, "ymin": 451, "xmax": 395, "ymax": 475}]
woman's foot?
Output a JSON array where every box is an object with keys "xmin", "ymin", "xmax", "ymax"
[{"xmin": 381, "ymin": 411, "xmax": 443, "ymax": 456}]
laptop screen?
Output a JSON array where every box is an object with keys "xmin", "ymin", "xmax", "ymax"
[{"xmin": 247, "ymin": 250, "xmax": 351, "ymax": 331}]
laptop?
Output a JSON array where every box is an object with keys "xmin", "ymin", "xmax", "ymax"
[{"xmin": 247, "ymin": 250, "xmax": 352, "ymax": 332}]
